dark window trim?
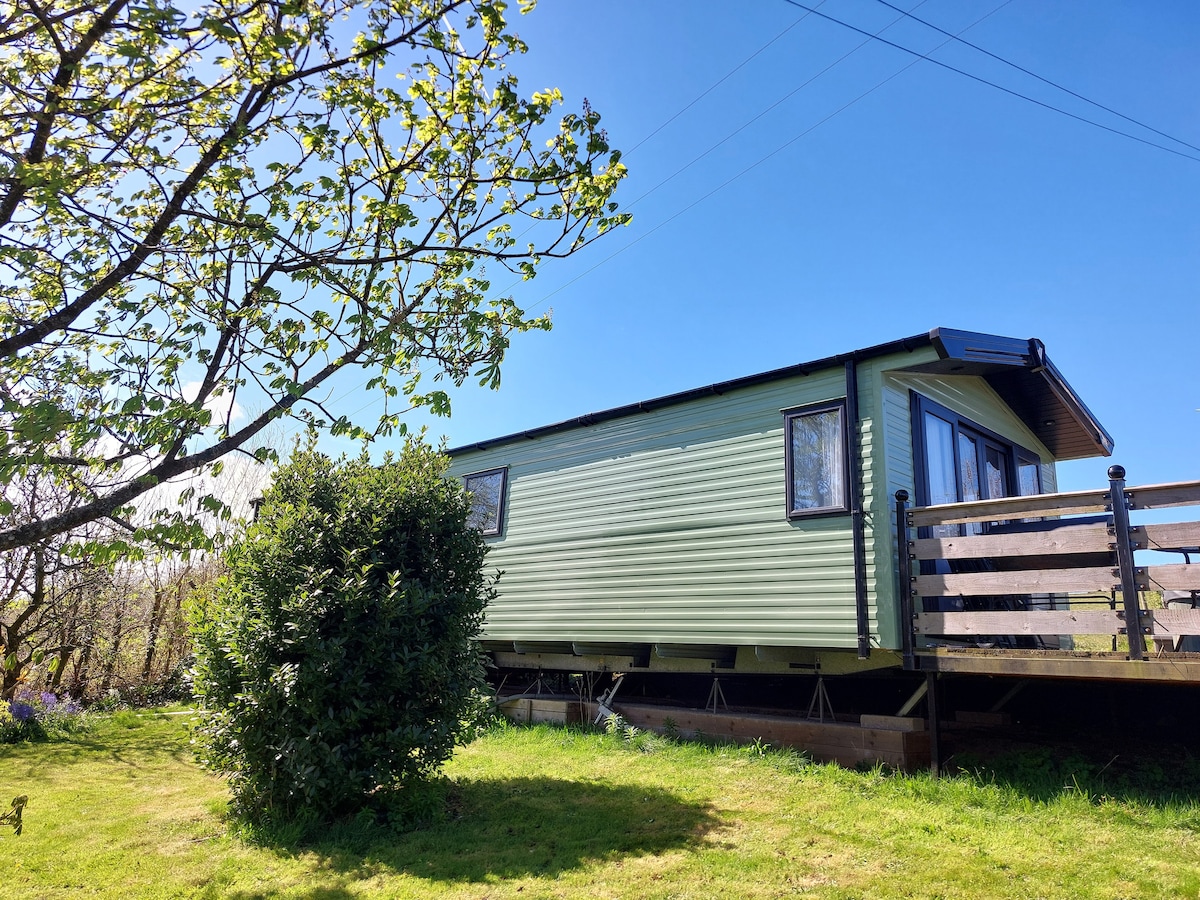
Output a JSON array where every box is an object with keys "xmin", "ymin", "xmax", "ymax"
[
  {"xmin": 909, "ymin": 392, "xmax": 1041, "ymax": 508},
  {"xmin": 463, "ymin": 466, "xmax": 507, "ymax": 536},
  {"xmin": 783, "ymin": 399, "xmax": 851, "ymax": 519}
]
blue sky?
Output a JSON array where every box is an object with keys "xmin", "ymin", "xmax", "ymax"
[{"xmin": 320, "ymin": 0, "xmax": 1199, "ymax": 494}]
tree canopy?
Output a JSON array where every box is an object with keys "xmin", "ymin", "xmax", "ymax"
[{"xmin": 0, "ymin": 0, "xmax": 628, "ymax": 552}]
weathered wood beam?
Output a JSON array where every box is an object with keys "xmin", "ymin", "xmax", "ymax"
[
  {"xmin": 1124, "ymin": 481, "xmax": 1200, "ymax": 510},
  {"xmin": 915, "ymin": 608, "xmax": 1200, "ymax": 636},
  {"xmin": 907, "ymin": 489, "xmax": 1110, "ymax": 527},
  {"xmin": 1143, "ymin": 564, "xmax": 1200, "ymax": 592},
  {"xmin": 915, "ymin": 649, "xmax": 1200, "ymax": 682},
  {"xmin": 911, "ymin": 524, "xmax": 1111, "ymax": 561},
  {"xmin": 1140, "ymin": 522, "xmax": 1200, "ymax": 551},
  {"xmin": 914, "ymin": 566, "xmax": 1118, "ymax": 596},
  {"xmin": 907, "ymin": 480, "xmax": 1200, "ymax": 527}
]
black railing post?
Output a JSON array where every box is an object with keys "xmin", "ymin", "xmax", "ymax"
[
  {"xmin": 895, "ymin": 490, "xmax": 915, "ymax": 671},
  {"xmin": 1108, "ymin": 465, "xmax": 1145, "ymax": 661}
]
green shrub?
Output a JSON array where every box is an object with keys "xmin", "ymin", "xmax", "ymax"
[{"xmin": 189, "ymin": 439, "xmax": 494, "ymax": 827}]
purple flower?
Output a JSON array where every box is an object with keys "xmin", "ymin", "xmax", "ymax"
[
  {"xmin": 9, "ymin": 702, "xmax": 35, "ymax": 722},
  {"xmin": 40, "ymin": 692, "xmax": 57, "ymax": 710}
]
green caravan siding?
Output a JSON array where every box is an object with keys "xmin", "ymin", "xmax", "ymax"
[
  {"xmin": 448, "ymin": 368, "xmax": 863, "ymax": 650},
  {"xmin": 851, "ymin": 351, "xmax": 921, "ymax": 654}
]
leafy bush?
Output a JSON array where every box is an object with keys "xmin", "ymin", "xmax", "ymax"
[{"xmin": 190, "ymin": 440, "xmax": 494, "ymax": 828}]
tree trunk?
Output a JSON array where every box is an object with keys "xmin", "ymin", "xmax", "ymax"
[{"xmin": 141, "ymin": 587, "xmax": 166, "ymax": 684}]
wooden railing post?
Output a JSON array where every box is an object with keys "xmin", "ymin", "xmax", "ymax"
[
  {"xmin": 1108, "ymin": 465, "xmax": 1145, "ymax": 661},
  {"xmin": 895, "ymin": 490, "xmax": 915, "ymax": 670}
]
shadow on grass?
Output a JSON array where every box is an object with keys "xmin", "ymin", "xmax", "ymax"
[
  {"xmin": 3, "ymin": 714, "xmax": 196, "ymax": 769},
  {"xmin": 949, "ymin": 731, "xmax": 1200, "ymax": 808},
  {"xmin": 215, "ymin": 774, "xmax": 718, "ymax": 897}
]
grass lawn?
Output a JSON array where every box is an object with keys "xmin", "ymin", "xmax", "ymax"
[{"xmin": 2, "ymin": 710, "xmax": 1200, "ymax": 899}]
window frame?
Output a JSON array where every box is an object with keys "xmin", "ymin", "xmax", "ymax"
[
  {"xmin": 910, "ymin": 393, "xmax": 1042, "ymax": 511},
  {"xmin": 783, "ymin": 399, "xmax": 851, "ymax": 520},
  {"xmin": 463, "ymin": 466, "xmax": 508, "ymax": 536}
]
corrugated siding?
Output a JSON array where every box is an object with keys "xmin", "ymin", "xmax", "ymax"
[
  {"xmin": 449, "ymin": 368, "xmax": 862, "ymax": 649},
  {"xmin": 856, "ymin": 352, "xmax": 920, "ymax": 651},
  {"xmin": 856, "ymin": 378, "xmax": 880, "ymax": 647},
  {"xmin": 448, "ymin": 352, "xmax": 1062, "ymax": 655}
]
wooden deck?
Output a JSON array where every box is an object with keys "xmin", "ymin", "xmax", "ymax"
[
  {"xmin": 897, "ymin": 467, "xmax": 1200, "ymax": 683},
  {"xmin": 914, "ymin": 647, "xmax": 1200, "ymax": 682}
]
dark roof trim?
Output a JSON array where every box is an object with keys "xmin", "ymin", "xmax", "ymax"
[
  {"xmin": 447, "ymin": 331, "xmax": 933, "ymax": 455},
  {"xmin": 447, "ymin": 327, "xmax": 1113, "ymax": 461},
  {"xmin": 924, "ymin": 328, "xmax": 1114, "ymax": 460}
]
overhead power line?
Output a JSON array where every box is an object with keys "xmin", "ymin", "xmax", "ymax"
[
  {"xmin": 621, "ymin": 0, "xmax": 935, "ymax": 213},
  {"xmin": 518, "ymin": 0, "xmax": 1015, "ymax": 316},
  {"xmin": 627, "ymin": 5, "xmax": 820, "ymax": 155},
  {"xmin": 867, "ymin": 0, "xmax": 1200, "ymax": 156},
  {"xmin": 322, "ymin": 0, "xmax": 1011, "ymax": 425},
  {"xmin": 321, "ymin": 1, "xmax": 1198, "ymax": 430},
  {"xmin": 779, "ymin": 0, "xmax": 1200, "ymax": 164},
  {"xmin": 325, "ymin": 5, "xmax": 834, "ymax": 417}
]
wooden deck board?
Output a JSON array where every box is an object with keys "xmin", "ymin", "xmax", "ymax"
[
  {"xmin": 915, "ymin": 608, "xmax": 1200, "ymax": 636},
  {"xmin": 915, "ymin": 648, "xmax": 1200, "ymax": 682}
]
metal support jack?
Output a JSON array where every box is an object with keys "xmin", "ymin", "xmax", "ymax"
[
  {"xmin": 895, "ymin": 678, "xmax": 929, "ymax": 718},
  {"xmin": 806, "ymin": 676, "xmax": 835, "ymax": 722},
  {"xmin": 706, "ymin": 677, "xmax": 728, "ymax": 713},
  {"xmin": 524, "ymin": 670, "xmax": 551, "ymax": 696},
  {"xmin": 593, "ymin": 673, "xmax": 626, "ymax": 725}
]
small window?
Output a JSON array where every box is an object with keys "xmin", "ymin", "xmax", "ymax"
[
  {"xmin": 463, "ymin": 467, "xmax": 506, "ymax": 535},
  {"xmin": 784, "ymin": 400, "xmax": 849, "ymax": 518},
  {"xmin": 1017, "ymin": 456, "xmax": 1042, "ymax": 497}
]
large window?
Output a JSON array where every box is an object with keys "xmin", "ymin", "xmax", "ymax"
[
  {"xmin": 784, "ymin": 400, "xmax": 849, "ymax": 518},
  {"xmin": 463, "ymin": 467, "xmax": 507, "ymax": 535},
  {"xmin": 911, "ymin": 394, "xmax": 1041, "ymax": 535}
]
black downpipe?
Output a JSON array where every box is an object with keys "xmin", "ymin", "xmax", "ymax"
[{"xmin": 845, "ymin": 360, "xmax": 871, "ymax": 659}]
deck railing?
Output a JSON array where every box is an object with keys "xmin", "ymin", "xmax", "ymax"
[{"xmin": 895, "ymin": 466, "xmax": 1200, "ymax": 667}]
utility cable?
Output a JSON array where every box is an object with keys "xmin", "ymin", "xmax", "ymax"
[
  {"xmin": 626, "ymin": 4, "xmax": 824, "ymax": 155},
  {"xmin": 517, "ymin": 0, "xmax": 1015, "ymax": 317},
  {"xmin": 780, "ymin": 0, "xmax": 1200, "ymax": 164},
  {"xmin": 318, "ymin": 0, "xmax": 1012, "ymax": 426},
  {"xmin": 621, "ymin": 0, "xmax": 934, "ymax": 212},
  {"xmin": 868, "ymin": 0, "xmax": 1200, "ymax": 155}
]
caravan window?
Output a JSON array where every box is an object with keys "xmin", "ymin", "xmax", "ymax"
[
  {"xmin": 911, "ymin": 394, "xmax": 1041, "ymax": 534},
  {"xmin": 784, "ymin": 400, "xmax": 849, "ymax": 518},
  {"xmin": 463, "ymin": 467, "xmax": 506, "ymax": 535}
]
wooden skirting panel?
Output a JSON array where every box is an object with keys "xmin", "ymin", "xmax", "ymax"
[
  {"xmin": 585, "ymin": 701, "xmax": 931, "ymax": 772},
  {"xmin": 498, "ymin": 697, "xmax": 587, "ymax": 726}
]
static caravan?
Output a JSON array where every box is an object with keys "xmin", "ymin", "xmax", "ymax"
[{"xmin": 447, "ymin": 328, "xmax": 1114, "ymax": 681}]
